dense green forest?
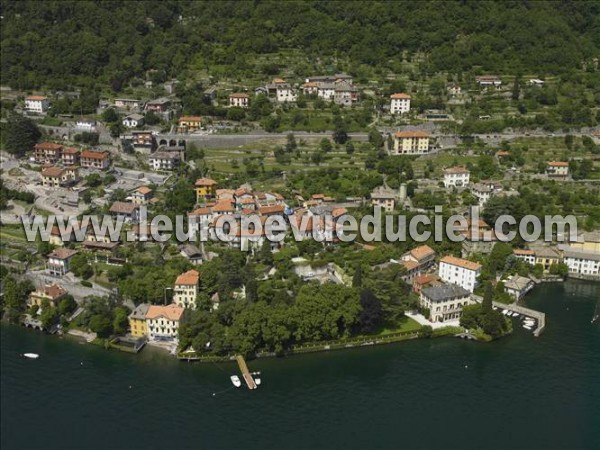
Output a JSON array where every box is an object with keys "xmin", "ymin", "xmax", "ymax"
[{"xmin": 1, "ymin": 1, "xmax": 599, "ymax": 91}]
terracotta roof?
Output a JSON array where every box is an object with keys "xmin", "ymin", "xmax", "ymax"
[
  {"xmin": 390, "ymin": 93, "xmax": 411, "ymax": 99},
  {"xmin": 513, "ymin": 249, "xmax": 535, "ymax": 256},
  {"xmin": 212, "ymin": 200, "xmax": 235, "ymax": 213},
  {"xmin": 547, "ymin": 161, "xmax": 569, "ymax": 167},
  {"xmin": 332, "ymin": 207, "xmax": 348, "ymax": 218},
  {"xmin": 42, "ymin": 166, "xmax": 65, "ymax": 177},
  {"xmin": 145, "ymin": 304, "xmax": 184, "ymax": 321},
  {"xmin": 413, "ymin": 274, "xmax": 440, "ymax": 285},
  {"xmin": 402, "ymin": 260, "xmax": 420, "ymax": 271},
  {"xmin": 259, "ymin": 204, "xmax": 285, "ymax": 215},
  {"xmin": 179, "ymin": 116, "xmax": 202, "ymax": 122},
  {"xmin": 62, "ymin": 147, "xmax": 79, "ymax": 155},
  {"xmin": 38, "ymin": 283, "xmax": 67, "ymax": 299},
  {"xmin": 240, "ymin": 197, "xmax": 256, "ymax": 205},
  {"xmin": 394, "ymin": 131, "xmax": 429, "ymax": 138},
  {"xmin": 175, "ymin": 269, "xmax": 199, "ymax": 286},
  {"xmin": 109, "ymin": 201, "xmax": 138, "ymax": 214},
  {"xmin": 496, "ymin": 151, "xmax": 511, "ymax": 157},
  {"xmin": 48, "ymin": 248, "xmax": 78, "ymax": 259},
  {"xmin": 26, "ymin": 95, "xmax": 47, "ymax": 101},
  {"xmin": 444, "ymin": 166, "xmax": 469, "ymax": 174},
  {"xmin": 440, "ymin": 255, "xmax": 482, "ymax": 271},
  {"xmin": 189, "ymin": 207, "xmax": 212, "ymax": 216},
  {"xmin": 229, "ymin": 93, "xmax": 249, "ymax": 98},
  {"xmin": 81, "ymin": 150, "xmax": 109, "ymax": 160},
  {"xmin": 410, "ymin": 245, "xmax": 435, "ymax": 261},
  {"xmin": 195, "ymin": 178, "xmax": 217, "ymax": 187},
  {"xmin": 135, "ymin": 186, "xmax": 152, "ymax": 195},
  {"xmin": 216, "ymin": 189, "xmax": 235, "ymax": 197},
  {"xmin": 235, "ymin": 187, "xmax": 251, "ymax": 197},
  {"xmin": 35, "ymin": 142, "xmax": 62, "ymax": 150}
]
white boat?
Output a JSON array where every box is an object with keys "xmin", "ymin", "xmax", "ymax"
[
  {"xmin": 523, "ymin": 325, "xmax": 533, "ymax": 330},
  {"xmin": 23, "ymin": 353, "xmax": 39, "ymax": 359},
  {"xmin": 513, "ymin": 313, "xmax": 520, "ymax": 318},
  {"xmin": 230, "ymin": 375, "xmax": 242, "ymax": 388},
  {"xmin": 255, "ymin": 378, "xmax": 261, "ymax": 386}
]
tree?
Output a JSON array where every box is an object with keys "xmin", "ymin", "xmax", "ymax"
[
  {"xmin": 332, "ymin": 118, "xmax": 349, "ymax": 144},
  {"xmin": 564, "ymin": 134, "xmax": 574, "ymax": 150},
  {"xmin": 482, "ymin": 282, "xmax": 493, "ymax": 313},
  {"xmin": 101, "ymin": 108, "xmax": 118, "ymax": 123},
  {"xmin": 352, "ymin": 266, "xmax": 363, "ymax": 288},
  {"xmin": 112, "ymin": 306, "xmax": 129, "ymax": 335},
  {"xmin": 512, "ymin": 75, "xmax": 521, "ymax": 101},
  {"xmin": 40, "ymin": 305, "xmax": 58, "ymax": 329},
  {"xmin": 144, "ymin": 111, "xmax": 161, "ymax": 125},
  {"xmin": 319, "ymin": 138, "xmax": 332, "ymax": 152},
  {"xmin": 70, "ymin": 254, "xmax": 93, "ymax": 279},
  {"xmin": 345, "ymin": 142, "xmax": 355, "ymax": 154},
  {"xmin": 58, "ymin": 295, "xmax": 77, "ymax": 316},
  {"xmin": 4, "ymin": 115, "xmax": 41, "ymax": 156},
  {"xmin": 89, "ymin": 314, "xmax": 112, "ymax": 338},
  {"xmin": 358, "ymin": 289, "xmax": 383, "ymax": 333},
  {"xmin": 85, "ymin": 173, "xmax": 102, "ymax": 187},
  {"xmin": 286, "ymin": 133, "xmax": 297, "ymax": 152},
  {"xmin": 109, "ymin": 123, "xmax": 124, "ymax": 138},
  {"xmin": 368, "ymin": 128, "xmax": 384, "ymax": 148}
]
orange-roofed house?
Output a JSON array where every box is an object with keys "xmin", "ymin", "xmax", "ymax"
[
  {"xmin": 41, "ymin": 165, "xmax": 78, "ymax": 188},
  {"xmin": 412, "ymin": 274, "xmax": 442, "ymax": 294},
  {"xmin": 173, "ymin": 270, "xmax": 200, "ymax": 309},
  {"xmin": 390, "ymin": 93, "xmax": 411, "ymax": 114},
  {"xmin": 402, "ymin": 245, "xmax": 436, "ymax": 269},
  {"xmin": 25, "ymin": 95, "xmax": 49, "ymax": 113},
  {"xmin": 546, "ymin": 161, "xmax": 569, "ymax": 178},
  {"xmin": 177, "ymin": 116, "xmax": 202, "ymax": 133},
  {"xmin": 80, "ymin": 150, "xmax": 110, "ymax": 170},
  {"xmin": 195, "ymin": 178, "xmax": 217, "ymax": 202},
  {"xmin": 513, "ymin": 249, "xmax": 536, "ymax": 265},
  {"xmin": 438, "ymin": 256, "xmax": 482, "ymax": 292},
  {"xmin": 145, "ymin": 304, "xmax": 185, "ymax": 341},
  {"xmin": 392, "ymin": 131, "xmax": 430, "ymax": 155},
  {"xmin": 61, "ymin": 147, "xmax": 80, "ymax": 166},
  {"xmin": 28, "ymin": 283, "xmax": 68, "ymax": 309},
  {"xmin": 229, "ymin": 93, "xmax": 249, "ymax": 108},
  {"xmin": 34, "ymin": 142, "xmax": 63, "ymax": 163},
  {"xmin": 131, "ymin": 186, "xmax": 153, "ymax": 205}
]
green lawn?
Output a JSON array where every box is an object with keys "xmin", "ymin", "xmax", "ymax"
[{"xmin": 376, "ymin": 316, "xmax": 423, "ymax": 335}]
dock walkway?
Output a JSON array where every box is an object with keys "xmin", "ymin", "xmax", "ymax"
[
  {"xmin": 471, "ymin": 295, "xmax": 546, "ymax": 337},
  {"xmin": 236, "ymin": 355, "xmax": 257, "ymax": 390}
]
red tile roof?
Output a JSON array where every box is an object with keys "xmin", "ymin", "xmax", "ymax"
[
  {"xmin": 395, "ymin": 131, "xmax": 429, "ymax": 138},
  {"xmin": 195, "ymin": 178, "xmax": 217, "ymax": 187},
  {"xmin": 81, "ymin": 150, "xmax": 109, "ymax": 160},
  {"xmin": 175, "ymin": 269, "xmax": 199, "ymax": 286},
  {"xmin": 390, "ymin": 93, "xmax": 411, "ymax": 99},
  {"xmin": 146, "ymin": 304, "xmax": 184, "ymax": 321},
  {"xmin": 440, "ymin": 256, "xmax": 481, "ymax": 271}
]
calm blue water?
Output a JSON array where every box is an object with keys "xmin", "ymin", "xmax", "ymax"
[{"xmin": 1, "ymin": 281, "xmax": 599, "ymax": 450}]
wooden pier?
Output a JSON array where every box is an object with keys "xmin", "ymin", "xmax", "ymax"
[
  {"xmin": 471, "ymin": 295, "xmax": 546, "ymax": 337},
  {"xmin": 236, "ymin": 355, "xmax": 257, "ymax": 390}
]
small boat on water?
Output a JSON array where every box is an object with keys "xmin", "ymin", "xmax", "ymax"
[
  {"xmin": 230, "ymin": 375, "xmax": 242, "ymax": 388},
  {"xmin": 255, "ymin": 378, "xmax": 261, "ymax": 386},
  {"xmin": 23, "ymin": 353, "xmax": 39, "ymax": 359},
  {"xmin": 512, "ymin": 313, "xmax": 520, "ymax": 318},
  {"xmin": 523, "ymin": 325, "xmax": 533, "ymax": 330}
]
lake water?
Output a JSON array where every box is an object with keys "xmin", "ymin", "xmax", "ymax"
[{"xmin": 1, "ymin": 281, "xmax": 599, "ymax": 450}]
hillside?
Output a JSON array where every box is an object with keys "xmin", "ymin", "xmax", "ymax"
[{"xmin": 1, "ymin": 0, "xmax": 599, "ymax": 91}]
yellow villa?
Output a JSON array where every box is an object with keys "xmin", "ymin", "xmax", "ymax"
[
  {"xmin": 128, "ymin": 303, "xmax": 150, "ymax": 338},
  {"xmin": 195, "ymin": 178, "xmax": 217, "ymax": 203}
]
